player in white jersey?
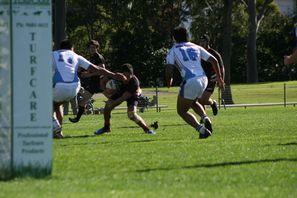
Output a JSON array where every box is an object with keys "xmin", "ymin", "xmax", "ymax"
[
  {"xmin": 52, "ymin": 39, "xmax": 125, "ymax": 138},
  {"xmin": 165, "ymin": 27, "xmax": 224, "ymax": 139}
]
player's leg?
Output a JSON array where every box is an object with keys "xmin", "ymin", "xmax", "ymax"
[
  {"xmin": 191, "ymin": 100, "xmax": 211, "ymax": 126},
  {"xmin": 177, "ymin": 95, "xmax": 200, "ymax": 128},
  {"xmin": 53, "ymin": 102, "xmax": 64, "ymax": 138},
  {"xmin": 69, "ymin": 96, "xmax": 78, "ymax": 115},
  {"xmin": 69, "ymin": 88, "xmax": 92, "ymax": 123},
  {"xmin": 199, "ymin": 81, "xmax": 218, "ymax": 115},
  {"xmin": 177, "ymin": 96, "xmax": 212, "ymax": 132},
  {"xmin": 53, "ymin": 82, "xmax": 80, "ymax": 137},
  {"xmin": 179, "ymin": 77, "xmax": 211, "ymax": 138},
  {"xmin": 199, "ymin": 90, "xmax": 212, "ymax": 105},
  {"xmin": 191, "ymin": 100, "xmax": 206, "ymax": 118},
  {"xmin": 127, "ymin": 103, "xmax": 155, "ymax": 134},
  {"xmin": 53, "ymin": 84, "xmax": 66, "ymax": 138},
  {"xmin": 94, "ymin": 99, "xmax": 114, "ymax": 135},
  {"xmin": 191, "ymin": 100, "xmax": 212, "ymax": 133},
  {"xmin": 103, "ymin": 102, "xmax": 112, "ymax": 131},
  {"xmin": 200, "ymin": 91, "xmax": 218, "ymax": 115}
]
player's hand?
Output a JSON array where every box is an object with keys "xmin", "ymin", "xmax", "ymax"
[{"xmin": 217, "ymin": 77, "xmax": 225, "ymax": 91}]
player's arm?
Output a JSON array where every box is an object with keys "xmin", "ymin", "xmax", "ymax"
[
  {"xmin": 165, "ymin": 64, "xmax": 175, "ymax": 88},
  {"xmin": 107, "ymin": 91, "xmax": 132, "ymax": 108},
  {"xmin": 216, "ymin": 53, "xmax": 225, "ymax": 81},
  {"xmin": 78, "ymin": 55, "xmax": 126, "ymax": 81},
  {"xmin": 87, "ymin": 64, "xmax": 127, "ymax": 81},
  {"xmin": 220, "ymin": 63, "xmax": 225, "ymax": 81},
  {"xmin": 81, "ymin": 62, "xmax": 106, "ymax": 78},
  {"xmin": 207, "ymin": 56, "xmax": 225, "ymax": 90}
]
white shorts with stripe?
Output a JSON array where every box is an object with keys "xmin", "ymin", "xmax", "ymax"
[
  {"xmin": 179, "ymin": 76, "xmax": 208, "ymax": 100},
  {"xmin": 53, "ymin": 82, "xmax": 80, "ymax": 103}
]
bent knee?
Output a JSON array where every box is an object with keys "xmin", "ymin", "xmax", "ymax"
[
  {"xmin": 127, "ymin": 111, "xmax": 136, "ymax": 120},
  {"xmin": 177, "ymin": 108, "xmax": 186, "ymax": 117},
  {"xmin": 127, "ymin": 111, "xmax": 141, "ymax": 123}
]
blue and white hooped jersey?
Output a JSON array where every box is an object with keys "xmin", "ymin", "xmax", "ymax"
[
  {"xmin": 166, "ymin": 42, "xmax": 213, "ymax": 81},
  {"xmin": 52, "ymin": 49, "xmax": 92, "ymax": 84}
]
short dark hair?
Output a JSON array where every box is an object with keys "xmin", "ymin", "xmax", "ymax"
[
  {"xmin": 200, "ymin": 34, "xmax": 210, "ymax": 43},
  {"xmin": 171, "ymin": 27, "xmax": 189, "ymax": 43},
  {"xmin": 89, "ymin": 40, "xmax": 100, "ymax": 48},
  {"xmin": 121, "ymin": 63, "xmax": 133, "ymax": 75},
  {"xmin": 59, "ymin": 39, "xmax": 73, "ymax": 50}
]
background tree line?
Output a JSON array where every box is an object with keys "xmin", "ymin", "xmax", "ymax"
[{"xmin": 57, "ymin": 0, "xmax": 296, "ymax": 89}]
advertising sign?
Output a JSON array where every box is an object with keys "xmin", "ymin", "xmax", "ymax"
[
  {"xmin": 0, "ymin": 0, "xmax": 52, "ymax": 179},
  {"xmin": 0, "ymin": 0, "xmax": 12, "ymax": 180}
]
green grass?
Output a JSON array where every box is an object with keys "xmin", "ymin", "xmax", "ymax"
[
  {"xmin": 1, "ymin": 82, "xmax": 297, "ymax": 198},
  {"xmin": 92, "ymin": 80, "xmax": 297, "ymax": 110}
]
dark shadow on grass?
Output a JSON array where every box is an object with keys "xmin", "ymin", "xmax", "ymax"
[
  {"xmin": 277, "ymin": 142, "xmax": 297, "ymax": 146},
  {"xmin": 120, "ymin": 123, "xmax": 187, "ymax": 129},
  {"xmin": 135, "ymin": 157, "xmax": 297, "ymax": 173},
  {"xmin": 62, "ymin": 134, "xmax": 97, "ymax": 139},
  {"xmin": 156, "ymin": 123, "xmax": 187, "ymax": 127},
  {"xmin": 59, "ymin": 141, "xmax": 111, "ymax": 147},
  {"xmin": 119, "ymin": 125, "xmax": 139, "ymax": 129},
  {"xmin": 57, "ymin": 135, "xmax": 157, "ymax": 146},
  {"xmin": 128, "ymin": 139, "xmax": 156, "ymax": 143}
]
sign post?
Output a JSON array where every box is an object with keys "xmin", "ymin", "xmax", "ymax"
[{"xmin": 0, "ymin": 0, "xmax": 52, "ymax": 179}]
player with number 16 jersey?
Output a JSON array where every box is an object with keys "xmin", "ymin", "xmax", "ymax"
[
  {"xmin": 165, "ymin": 27, "xmax": 224, "ymax": 139},
  {"xmin": 166, "ymin": 41, "xmax": 211, "ymax": 84}
]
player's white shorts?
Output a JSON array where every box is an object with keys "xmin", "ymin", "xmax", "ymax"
[
  {"xmin": 53, "ymin": 82, "xmax": 80, "ymax": 103},
  {"xmin": 179, "ymin": 76, "xmax": 208, "ymax": 100}
]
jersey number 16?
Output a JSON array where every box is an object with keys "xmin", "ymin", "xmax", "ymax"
[{"xmin": 179, "ymin": 48, "xmax": 198, "ymax": 61}]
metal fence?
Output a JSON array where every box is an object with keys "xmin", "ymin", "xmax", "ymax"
[{"xmin": 218, "ymin": 82, "xmax": 297, "ymax": 108}]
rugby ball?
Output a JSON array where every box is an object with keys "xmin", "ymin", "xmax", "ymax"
[{"xmin": 105, "ymin": 79, "xmax": 120, "ymax": 91}]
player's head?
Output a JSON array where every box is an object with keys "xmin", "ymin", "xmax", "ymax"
[
  {"xmin": 89, "ymin": 40, "xmax": 100, "ymax": 48},
  {"xmin": 121, "ymin": 63, "xmax": 134, "ymax": 75},
  {"xmin": 171, "ymin": 27, "xmax": 189, "ymax": 43},
  {"xmin": 59, "ymin": 39, "xmax": 73, "ymax": 50},
  {"xmin": 199, "ymin": 34, "xmax": 210, "ymax": 48},
  {"xmin": 88, "ymin": 40, "xmax": 100, "ymax": 53}
]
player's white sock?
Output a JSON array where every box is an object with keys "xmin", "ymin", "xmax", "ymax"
[
  {"xmin": 53, "ymin": 117, "xmax": 61, "ymax": 133},
  {"xmin": 196, "ymin": 124, "xmax": 205, "ymax": 134},
  {"xmin": 202, "ymin": 116, "xmax": 211, "ymax": 123}
]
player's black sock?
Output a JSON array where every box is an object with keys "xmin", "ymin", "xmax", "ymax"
[
  {"xmin": 76, "ymin": 106, "xmax": 85, "ymax": 121},
  {"xmin": 104, "ymin": 124, "xmax": 110, "ymax": 131}
]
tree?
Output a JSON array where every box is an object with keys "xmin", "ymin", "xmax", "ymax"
[
  {"xmin": 245, "ymin": 0, "xmax": 274, "ymax": 83},
  {"xmin": 221, "ymin": 0, "xmax": 234, "ymax": 104},
  {"xmin": 53, "ymin": 0, "xmax": 66, "ymax": 50},
  {"xmin": 188, "ymin": 0, "xmax": 234, "ymax": 104},
  {"xmin": 106, "ymin": 0, "xmax": 183, "ymax": 85},
  {"xmin": 63, "ymin": 0, "xmax": 296, "ymax": 86}
]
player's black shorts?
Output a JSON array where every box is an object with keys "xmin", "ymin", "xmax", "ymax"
[
  {"xmin": 110, "ymin": 94, "xmax": 138, "ymax": 107},
  {"xmin": 205, "ymin": 80, "xmax": 216, "ymax": 94},
  {"xmin": 126, "ymin": 96, "xmax": 138, "ymax": 107}
]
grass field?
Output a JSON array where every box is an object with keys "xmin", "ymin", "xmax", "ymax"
[{"xmin": 1, "ymin": 82, "xmax": 297, "ymax": 198}]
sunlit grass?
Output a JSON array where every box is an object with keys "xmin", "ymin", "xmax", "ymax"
[{"xmin": 1, "ymin": 82, "xmax": 297, "ymax": 198}]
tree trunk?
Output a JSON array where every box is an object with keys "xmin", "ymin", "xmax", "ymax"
[
  {"xmin": 247, "ymin": 0, "xmax": 258, "ymax": 83},
  {"xmin": 221, "ymin": 0, "xmax": 234, "ymax": 104},
  {"xmin": 53, "ymin": 0, "xmax": 66, "ymax": 50}
]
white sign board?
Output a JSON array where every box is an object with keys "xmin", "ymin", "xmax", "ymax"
[
  {"xmin": 0, "ymin": 0, "xmax": 12, "ymax": 180},
  {"xmin": 0, "ymin": 0, "xmax": 52, "ymax": 179}
]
